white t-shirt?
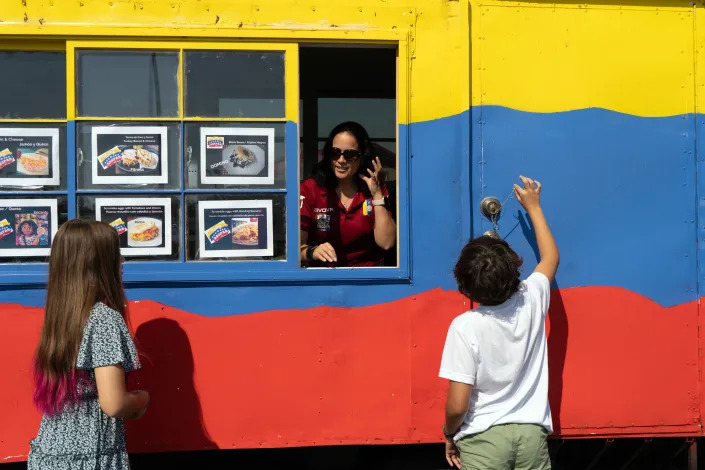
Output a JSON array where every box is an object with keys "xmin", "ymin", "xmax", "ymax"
[{"xmin": 439, "ymin": 272, "xmax": 553, "ymax": 440}]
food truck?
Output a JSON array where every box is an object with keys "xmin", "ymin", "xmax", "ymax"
[{"xmin": 0, "ymin": 0, "xmax": 703, "ymax": 467}]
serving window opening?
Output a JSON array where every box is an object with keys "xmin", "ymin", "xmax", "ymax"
[{"xmin": 299, "ymin": 45, "xmax": 398, "ymax": 268}]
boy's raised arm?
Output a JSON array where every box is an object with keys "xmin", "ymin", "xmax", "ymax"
[{"xmin": 513, "ymin": 175, "xmax": 559, "ymax": 284}]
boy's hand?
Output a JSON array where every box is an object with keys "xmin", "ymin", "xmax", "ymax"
[
  {"xmin": 513, "ymin": 175, "xmax": 541, "ymax": 212},
  {"xmin": 445, "ymin": 438, "xmax": 462, "ymax": 468}
]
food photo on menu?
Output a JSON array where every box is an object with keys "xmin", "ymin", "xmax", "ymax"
[
  {"xmin": 96, "ymin": 197, "xmax": 172, "ymax": 256},
  {"xmin": 204, "ymin": 213, "xmax": 265, "ymax": 250},
  {"xmin": 92, "ymin": 126, "xmax": 168, "ymax": 184},
  {"xmin": 199, "ymin": 128, "xmax": 275, "ymax": 185},
  {"xmin": 15, "ymin": 147, "xmax": 50, "ymax": 176},
  {"xmin": 0, "ymin": 200, "xmax": 56, "ymax": 256},
  {"xmin": 205, "ymin": 136, "xmax": 268, "ymax": 177},
  {"xmin": 126, "ymin": 217, "xmax": 162, "ymax": 247},
  {"xmin": 0, "ymin": 131, "xmax": 56, "ymax": 183},
  {"xmin": 99, "ymin": 146, "xmax": 159, "ymax": 175},
  {"xmin": 199, "ymin": 200, "xmax": 273, "ymax": 258},
  {"xmin": 15, "ymin": 212, "xmax": 50, "ymax": 246}
]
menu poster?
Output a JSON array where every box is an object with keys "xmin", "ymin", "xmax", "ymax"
[
  {"xmin": 96, "ymin": 197, "xmax": 172, "ymax": 256},
  {"xmin": 92, "ymin": 126, "xmax": 168, "ymax": 185},
  {"xmin": 198, "ymin": 200, "xmax": 274, "ymax": 258},
  {"xmin": 0, "ymin": 128, "xmax": 60, "ymax": 186},
  {"xmin": 200, "ymin": 127, "xmax": 275, "ymax": 185},
  {"xmin": 0, "ymin": 199, "xmax": 58, "ymax": 257}
]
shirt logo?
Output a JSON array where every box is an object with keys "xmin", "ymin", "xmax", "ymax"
[{"xmin": 316, "ymin": 214, "xmax": 331, "ymax": 231}]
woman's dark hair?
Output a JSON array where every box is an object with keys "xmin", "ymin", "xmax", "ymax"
[
  {"xmin": 453, "ymin": 236, "xmax": 523, "ymax": 306},
  {"xmin": 20, "ymin": 219, "xmax": 38, "ymax": 236},
  {"xmin": 312, "ymin": 121, "xmax": 380, "ymax": 196}
]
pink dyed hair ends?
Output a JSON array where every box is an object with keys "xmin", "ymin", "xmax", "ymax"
[{"xmin": 32, "ymin": 362, "xmax": 88, "ymax": 417}]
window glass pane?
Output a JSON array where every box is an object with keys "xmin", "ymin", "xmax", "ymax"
[
  {"xmin": 184, "ymin": 51, "xmax": 285, "ymax": 118},
  {"xmin": 78, "ymin": 195, "xmax": 181, "ymax": 261},
  {"xmin": 186, "ymin": 194, "xmax": 285, "ymax": 261},
  {"xmin": 371, "ymin": 140, "xmax": 396, "ymax": 183},
  {"xmin": 0, "ymin": 51, "xmax": 66, "ymax": 119},
  {"xmin": 317, "ymin": 98, "xmax": 395, "ymax": 139},
  {"xmin": 185, "ymin": 122, "xmax": 285, "ymax": 189},
  {"xmin": 0, "ymin": 196, "xmax": 68, "ymax": 263},
  {"xmin": 0, "ymin": 123, "xmax": 67, "ymax": 191},
  {"xmin": 76, "ymin": 122, "xmax": 181, "ymax": 190},
  {"xmin": 77, "ymin": 51, "xmax": 179, "ymax": 117}
]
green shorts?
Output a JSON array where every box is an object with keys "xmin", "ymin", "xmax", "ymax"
[{"xmin": 456, "ymin": 423, "xmax": 551, "ymax": 470}]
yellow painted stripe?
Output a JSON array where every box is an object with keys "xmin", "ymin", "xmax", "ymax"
[
  {"xmin": 694, "ymin": 6, "xmax": 705, "ymax": 115},
  {"xmin": 409, "ymin": 0, "xmax": 470, "ymax": 124},
  {"xmin": 0, "ymin": 0, "xmax": 468, "ymax": 125},
  {"xmin": 18, "ymin": 1, "xmax": 701, "ymax": 122},
  {"xmin": 473, "ymin": 2, "xmax": 696, "ymax": 117}
]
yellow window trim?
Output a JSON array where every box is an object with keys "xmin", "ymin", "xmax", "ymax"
[
  {"xmin": 73, "ymin": 117, "xmax": 291, "ymax": 122},
  {"xmin": 184, "ymin": 117, "xmax": 290, "ymax": 122},
  {"xmin": 0, "ymin": 40, "xmax": 65, "ymax": 51},
  {"xmin": 0, "ymin": 28, "xmax": 404, "ymax": 43},
  {"xmin": 74, "ymin": 117, "xmax": 183, "ymax": 122},
  {"xmin": 0, "ymin": 119, "xmax": 67, "ymax": 123},
  {"xmin": 66, "ymin": 40, "xmax": 299, "ymax": 122}
]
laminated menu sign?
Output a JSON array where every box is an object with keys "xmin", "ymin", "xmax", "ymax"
[
  {"xmin": 92, "ymin": 126, "xmax": 168, "ymax": 185},
  {"xmin": 0, "ymin": 198, "xmax": 58, "ymax": 257},
  {"xmin": 200, "ymin": 127, "xmax": 275, "ymax": 185},
  {"xmin": 198, "ymin": 200, "xmax": 274, "ymax": 258},
  {"xmin": 96, "ymin": 197, "xmax": 172, "ymax": 256},
  {"xmin": 0, "ymin": 128, "xmax": 60, "ymax": 186}
]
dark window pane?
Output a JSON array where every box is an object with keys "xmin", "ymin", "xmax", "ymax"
[
  {"xmin": 77, "ymin": 51, "xmax": 179, "ymax": 117},
  {"xmin": 185, "ymin": 51, "xmax": 285, "ymax": 118},
  {"xmin": 0, "ymin": 52, "xmax": 66, "ymax": 119}
]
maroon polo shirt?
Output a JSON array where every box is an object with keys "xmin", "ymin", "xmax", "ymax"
[{"xmin": 300, "ymin": 178, "xmax": 391, "ymax": 267}]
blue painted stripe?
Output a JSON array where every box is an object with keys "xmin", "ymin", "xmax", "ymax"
[
  {"xmin": 2, "ymin": 108, "xmax": 698, "ymax": 314},
  {"xmin": 0, "ymin": 117, "xmax": 468, "ymax": 315},
  {"xmin": 473, "ymin": 106, "xmax": 697, "ymax": 307}
]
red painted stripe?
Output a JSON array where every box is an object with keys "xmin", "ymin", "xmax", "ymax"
[{"xmin": 0, "ymin": 285, "xmax": 700, "ymax": 460}]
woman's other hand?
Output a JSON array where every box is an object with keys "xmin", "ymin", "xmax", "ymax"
[{"xmin": 312, "ymin": 242, "xmax": 337, "ymax": 263}]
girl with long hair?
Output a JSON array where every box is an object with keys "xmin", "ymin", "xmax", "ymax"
[{"xmin": 28, "ymin": 219, "xmax": 149, "ymax": 470}]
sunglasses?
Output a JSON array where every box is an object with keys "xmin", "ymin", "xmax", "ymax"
[{"xmin": 328, "ymin": 147, "xmax": 361, "ymax": 162}]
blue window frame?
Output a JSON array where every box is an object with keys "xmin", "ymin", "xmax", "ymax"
[{"xmin": 0, "ymin": 42, "xmax": 410, "ymax": 286}]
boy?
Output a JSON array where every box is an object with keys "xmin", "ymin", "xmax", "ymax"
[{"xmin": 440, "ymin": 176, "xmax": 559, "ymax": 470}]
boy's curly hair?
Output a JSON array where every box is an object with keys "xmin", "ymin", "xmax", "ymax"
[{"xmin": 453, "ymin": 236, "xmax": 523, "ymax": 306}]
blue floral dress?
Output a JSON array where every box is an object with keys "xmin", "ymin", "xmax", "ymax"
[{"xmin": 27, "ymin": 303, "xmax": 141, "ymax": 469}]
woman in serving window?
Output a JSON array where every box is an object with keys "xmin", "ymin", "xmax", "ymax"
[{"xmin": 300, "ymin": 121, "xmax": 396, "ymax": 267}]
